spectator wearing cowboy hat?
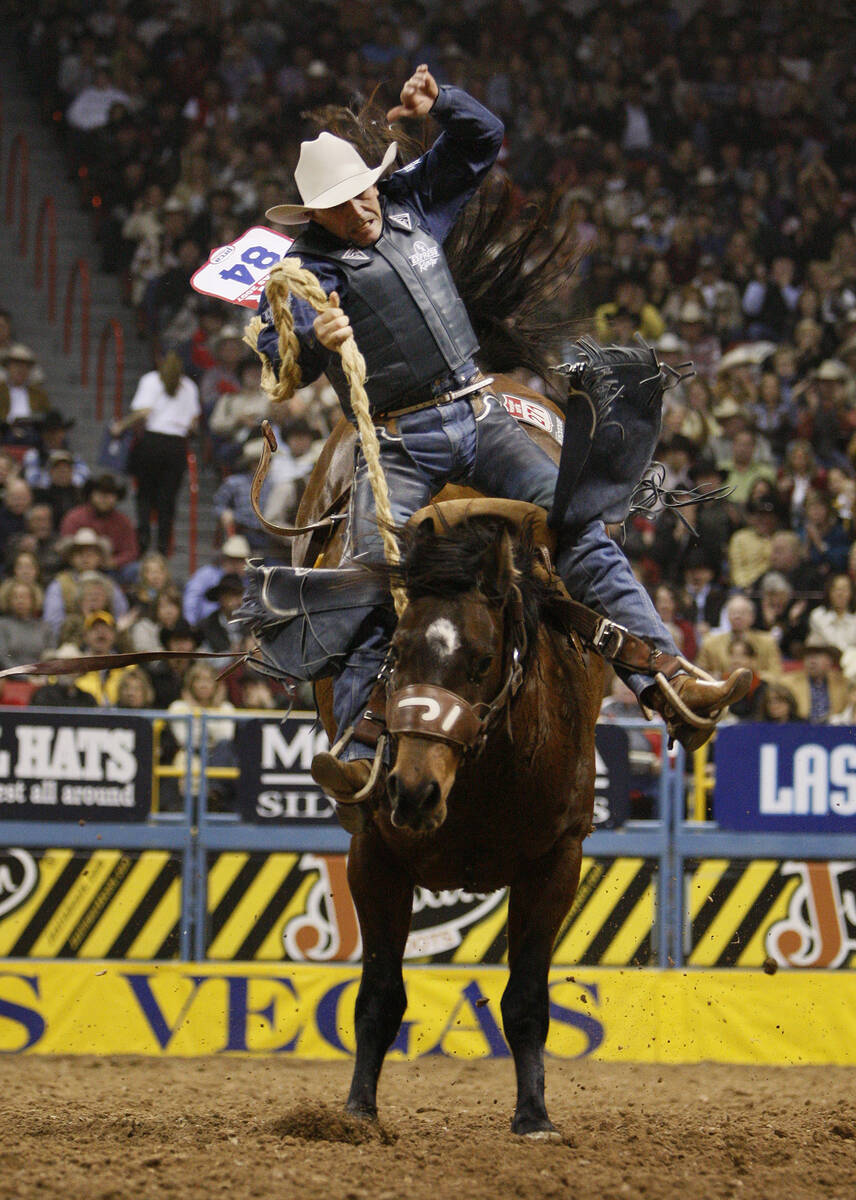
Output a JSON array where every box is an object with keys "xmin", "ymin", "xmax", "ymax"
[
  {"xmin": 0, "ymin": 345, "xmax": 50, "ymax": 443},
  {"xmin": 728, "ymin": 491, "xmax": 783, "ymax": 589},
  {"xmin": 182, "ymin": 534, "xmax": 250, "ymax": 625},
  {"xmin": 784, "ymin": 633, "xmax": 849, "ymax": 723},
  {"xmin": 43, "ymin": 528, "xmax": 129, "ymax": 636},
  {"xmin": 146, "ymin": 617, "xmax": 203, "ymax": 709},
  {"xmin": 198, "ymin": 573, "xmax": 245, "ymax": 659},
  {"xmin": 35, "ymin": 451, "xmax": 84, "ymax": 529},
  {"xmin": 59, "ymin": 471, "xmax": 140, "ymax": 572},
  {"xmin": 677, "ymin": 300, "xmax": 721, "ymax": 379},
  {"xmin": 22, "ymin": 410, "xmax": 88, "ymax": 490}
]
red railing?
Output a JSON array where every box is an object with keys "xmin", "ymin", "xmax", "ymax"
[
  {"xmin": 62, "ymin": 257, "xmax": 91, "ymax": 385},
  {"xmin": 186, "ymin": 449, "xmax": 199, "ymax": 575},
  {"xmin": 4, "ymin": 133, "xmax": 30, "ymax": 255},
  {"xmin": 95, "ymin": 319, "xmax": 125, "ymax": 421},
  {"xmin": 33, "ymin": 195, "xmax": 58, "ymax": 322}
]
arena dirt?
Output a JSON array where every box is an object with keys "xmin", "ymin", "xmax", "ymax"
[{"xmin": 2, "ymin": 1057, "xmax": 855, "ymax": 1200}]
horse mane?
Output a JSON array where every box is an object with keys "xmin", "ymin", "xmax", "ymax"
[
  {"xmin": 386, "ymin": 515, "xmax": 572, "ymax": 655},
  {"xmin": 303, "ymin": 103, "xmax": 585, "ymax": 395}
]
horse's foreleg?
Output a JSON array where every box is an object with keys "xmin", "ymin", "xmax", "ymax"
[
  {"xmin": 345, "ymin": 831, "xmax": 413, "ymax": 1119},
  {"xmin": 502, "ymin": 830, "xmax": 583, "ymax": 1137}
]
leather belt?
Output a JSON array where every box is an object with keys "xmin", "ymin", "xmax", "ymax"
[{"xmin": 375, "ymin": 375, "xmax": 493, "ymax": 422}]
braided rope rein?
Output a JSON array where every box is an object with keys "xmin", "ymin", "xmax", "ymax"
[{"xmin": 244, "ymin": 257, "xmax": 407, "ymax": 616}]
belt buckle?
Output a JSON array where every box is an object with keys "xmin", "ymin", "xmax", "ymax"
[{"xmin": 591, "ymin": 617, "xmax": 626, "ymax": 659}]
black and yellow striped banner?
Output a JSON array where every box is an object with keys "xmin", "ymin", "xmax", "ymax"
[
  {"xmin": 204, "ymin": 853, "xmax": 657, "ymax": 966},
  {"xmin": 686, "ymin": 859, "xmax": 856, "ymax": 968},
  {"xmin": 0, "ymin": 849, "xmax": 180, "ymax": 959}
]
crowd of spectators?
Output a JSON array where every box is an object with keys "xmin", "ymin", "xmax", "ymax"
[
  {"xmin": 4, "ymin": 0, "xmax": 856, "ymax": 788},
  {"xmin": 0, "ymin": 308, "xmax": 296, "ymax": 790}
]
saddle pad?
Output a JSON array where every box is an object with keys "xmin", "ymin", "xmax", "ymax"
[{"xmin": 408, "ymin": 497, "xmax": 557, "ymax": 554}]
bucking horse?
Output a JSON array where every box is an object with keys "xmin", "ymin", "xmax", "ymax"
[{"xmin": 237, "ymin": 108, "xmax": 697, "ymax": 1137}]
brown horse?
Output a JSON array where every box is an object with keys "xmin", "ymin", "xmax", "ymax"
[{"xmin": 335, "ymin": 502, "xmax": 603, "ymax": 1137}]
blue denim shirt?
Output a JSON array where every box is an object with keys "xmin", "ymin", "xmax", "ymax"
[{"xmin": 256, "ymin": 86, "xmax": 504, "ymax": 386}]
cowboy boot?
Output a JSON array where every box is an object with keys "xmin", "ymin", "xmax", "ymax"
[
  {"xmin": 312, "ymin": 755, "xmax": 381, "ymax": 835},
  {"xmin": 314, "ymin": 682, "xmax": 388, "ymax": 831},
  {"xmin": 312, "ymin": 755, "xmax": 372, "ymax": 801},
  {"xmin": 643, "ymin": 666, "xmax": 752, "ymax": 752}
]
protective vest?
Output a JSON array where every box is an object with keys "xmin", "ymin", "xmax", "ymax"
[{"xmin": 291, "ymin": 206, "xmax": 479, "ymax": 417}]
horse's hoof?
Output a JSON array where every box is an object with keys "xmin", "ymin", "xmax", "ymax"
[
  {"xmin": 512, "ymin": 1112, "xmax": 561, "ymax": 1140},
  {"xmin": 345, "ymin": 1102, "xmax": 378, "ymax": 1122},
  {"xmin": 523, "ymin": 1129, "xmax": 563, "ymax": 1144}
]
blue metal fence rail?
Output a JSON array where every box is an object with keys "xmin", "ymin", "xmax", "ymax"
[{"xmin": 5, "ymin": 708, "xmax": 856, "ymax": 967}]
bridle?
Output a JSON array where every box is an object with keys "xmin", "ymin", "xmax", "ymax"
[{"xmin": 384, "ymin": 585, "xmax": 528, "ymax": 756}]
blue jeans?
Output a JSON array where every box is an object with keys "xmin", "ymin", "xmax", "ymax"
[{"xmin": 333, "ymin": 394, "xmax": 677, "ymax": 759}]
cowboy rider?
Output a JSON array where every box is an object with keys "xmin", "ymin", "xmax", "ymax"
[{"xmin": 256, "ymin": 65, "xmax": 750, "ymax": 804}]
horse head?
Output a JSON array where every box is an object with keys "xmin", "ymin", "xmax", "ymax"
[{"xmin": 385, "ymin": 515, "xmax": 529, "ymax": 833}]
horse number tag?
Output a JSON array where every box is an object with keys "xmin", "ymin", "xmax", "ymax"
[{"xmin": 191, "ymin": 226, "xmax": 294, "ymax": 309}]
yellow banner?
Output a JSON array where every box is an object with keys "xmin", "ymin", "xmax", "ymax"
[{"xmin": 2, "ymin": 963, "xmax": 855, "ymax": 1063}]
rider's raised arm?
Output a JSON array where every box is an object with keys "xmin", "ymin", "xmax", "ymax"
[{"xmin": 384, "ymin": 85, "xmax": 504, "ymax": 243}]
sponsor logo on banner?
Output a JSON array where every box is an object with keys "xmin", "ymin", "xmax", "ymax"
[
  {"xmin": 0, "ymin": 850, "xmax": 38, "ymax": 918},
  {"xmin": 593, "ymin": 725, "xmax": 631, "ymax": 828},
  {"xmin": 0, "ymin": 713, "xmax": 153, "ymax": 822},
  {"xmin": 205, "ymin": 852, "xmax": 655, "ymax": 965},
  {"xmin": 281, "ymin": 853, "xmax": 505, "ymax": 962},
  {"xmin": 408, "ymin": 240, "xmax": 440, "ymax": 272},
  {"xmin": 235, "ymin": 717, "xmax": 333, "ymax": 823},
  {"xmin": 714, "ymin": 725, "xmax": 856, "ymax": 831},
  {"xmin": 0, "ymin": 963, "xmax": 607, "ymax": 1059},
  {"xmin": 0, "ymin": 848, "xmax": 181, "ymax": 960},
  {"xmin": 767, "ymin": 861, "xmax": 856, "ymax": 969},
  {"xmin": 234, "ymin": 716, "xmax": 630, "ymax": 828},
  {"xmin": 5, "ymin": 963, "xmax": 856, "ymax": 1063}
]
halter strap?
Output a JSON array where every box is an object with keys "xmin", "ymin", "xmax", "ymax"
[{"xmin": 386, "ymin": 585, "xmax": 527, "ymax": 755}]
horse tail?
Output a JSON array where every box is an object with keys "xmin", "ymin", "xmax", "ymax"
[
  {"xmin": 304, "ymin": 100, "xmax": 426, "ymax": 171},
  {"xmin": 444, "ymin": 183, "xmax": 588, "ymax": 395}
]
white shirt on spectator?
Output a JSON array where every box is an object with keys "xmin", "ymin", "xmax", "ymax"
[
  {"xmin": 131, "ymin": 371, "xmax": 200, "ymax": 437},
  {"xmin": 7, "ymin": 385, "xmax": 32, "ymax": 420},
  {"xmin": 66, "ymin": 84, "xmax": 131, "ymax": 131}
]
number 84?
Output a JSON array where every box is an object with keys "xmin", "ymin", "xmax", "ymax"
[{"xmin": 219, "ymin": 245, "xmax": 281, "ymax": 285}]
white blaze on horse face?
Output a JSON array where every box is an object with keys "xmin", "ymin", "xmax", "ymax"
[{"xmin": 425, "ymin": 617, "xmax": 460, "ymax": 660}]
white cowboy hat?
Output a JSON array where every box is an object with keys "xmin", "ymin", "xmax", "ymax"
[
  {"xmin": 266, "ymin": 133, "xmax": 398, "ymax": 226},
  {"xmin": 221, "ymin": 534, "xmax": 251, "ymax": 558}
]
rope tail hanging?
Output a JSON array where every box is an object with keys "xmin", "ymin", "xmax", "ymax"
[{"xmin": 244, "ymin": 258, "xmax": 407, "ymax": 616}]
